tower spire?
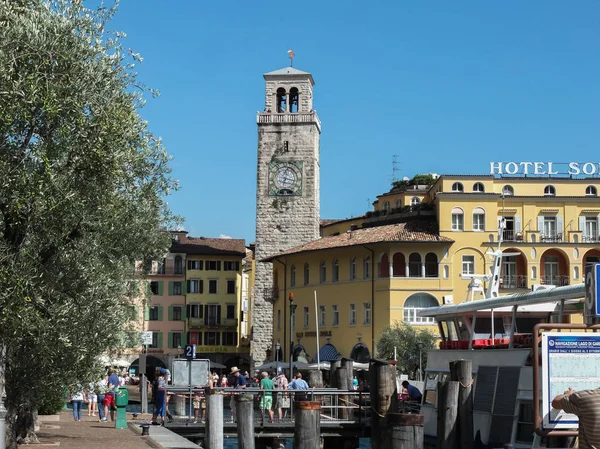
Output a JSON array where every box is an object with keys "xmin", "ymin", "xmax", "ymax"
[{"xmin": 287, "ymin": 49, "xmax": 295, "ymax": 67}]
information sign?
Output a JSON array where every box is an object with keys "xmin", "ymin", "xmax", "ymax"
[
  {"xmin": 542, "ymin": 332, "xmax": 600, "ymax": 429},
  {"xmin": 184, "ymin": 344, "xmax": 196, "ymax": 359}
]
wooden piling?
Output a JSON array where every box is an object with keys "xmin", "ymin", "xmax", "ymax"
[
  {"xmin": 294, "ymin": 401, "xmax": 321, "ymax": 449},
  {"xmin": 205, "ymin": 390, "xmax": 223, "ymax": 449},
  {"xmin": 329, "ymin": 360, "xmax": 341, "ymax": 388},
  {"xmin": 436, "ymin": 381, "xmax": 459, "ymax": 449},
  {"xmin": 341, "ymin": 358, "xmax": 354, "ymax": 390},
  {"xmin": 387, "ymin": 413, "xmax": 424, "ymax": 449},
  {"xmin": 449, "ymin": 359, "xmax": 473, "ymax": 449},
  {"xmin": 308, "ymin": 369, "xmax": 323, "ymax": 388},
  {"xmin": 369, "ymin": 359, "xmax": 398, "ymax": 449},
  {"xmin": 236, "ymin": 394, "xmax": 255, "ymax": 449},
  {"xmin": 336, "ymin": 367, "xmax": 350, "ymax": 420}
]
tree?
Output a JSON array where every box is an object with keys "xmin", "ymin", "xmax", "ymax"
[
  {"xmin": 376, "ymin": 322, "xmax": 437, "ymax": 380},
  {"xmin": 0, "ymin": 1, "xmax": 178, "ymax": 447}
]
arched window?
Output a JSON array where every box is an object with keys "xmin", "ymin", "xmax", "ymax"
[
  {"xmin": 451, "ymin": 182, "xmax": 464, "ymax": 192},
  {"xmin": 174, "ymin": 256, "xmax": 183, "ymax": 274},
  {"xmin": 425, "ymin": 253, "xmax": 438, "ymax": 277},
  {"xmin": 451, "ymin": 207, "xmax": 464, "ymax": 231},
  {"xmin": 473, "ymin": 207, "xmax": 485, "ymax": 231},
  {"xmin": 586, "ymin": 185, "xmax": 598, "ymax": 196},
  {"xmin": 503, "ymin": 185, "xmax": 514, "ymax": 196},
  {"xmin": 363, "ymin": 256, "xmax": 371, "ymax": 280},
  {"xmin": 409, "ymin": 253, "xmax": 422, "ymax": 277},
  {"xmin": 290, "ymin": 265, "xmax": 296, "ymax": 287},
  {"xmin": 276, "ymin": 87, "xmax": 287, "ymax": 113},
  {"xmin": 304, "ymin": 263, "xmax": 310, "ymax": 286},
  {"xmin": 403, "ymin": 293, "xmax": 439, "ymax": 324},
  {"xmin": 382, "ymin": 201, "xmax": 390, "ymax": 212},
  {"xmin": 320, "ymin": 261, "xmax": 327, "ymax": 283},
  {"xmin": 392, "ymin": 252, "xmax": 406, "ymax": 278},
  {"xmin": 410, "ymin": 197, "xmax": 421, "ymax": 207},
  {"xmin": 473, "ymin": 182, "xmax": 485, "ymax": 193},
  {"xmin": 349, "ymin": 257, "xmax": 357, "ymax": 280},
  {"xmin": 394, "ymin": 199, "xmax": 402, "ymax": 208},
  {"xmin": 332, "ymin": 259, "xmax": 339, "ymax": 282},
  {"xmin": 380, "ymin": 254, "xmax": 390, "ymax": 278},
  {"xmin": 289, "ymin": 87, "xmax": 299, "ymax": 113},
  {"xmin": 544, "ymin": 185, "xmax": 556, "ymax": 196}
]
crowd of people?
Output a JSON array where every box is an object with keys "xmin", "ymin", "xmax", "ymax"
[{"xmin": 70, "ymin": 368, "xmax": 126, "ymax": 422}]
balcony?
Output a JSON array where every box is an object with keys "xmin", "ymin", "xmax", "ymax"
[
  {"xmin": 257, "ymin": 111, "xmax": 321, "ymax": 132},
  {"xmin": 499, "ymin": 275, "xmax": 528, "ymax": 290},
  {"xmin": 502, "ymin": 230, "xmax": 524, "ymax": 242},
  {"xmin": 541, "ymin": 276, "xmax": 570, "ymax": 286},
  {"xmin": 582, "ymin": 234, "xmax": 600, "ymax": 243},
  {"xmin": 539, "ymin": 233, "xmax": 564, "ymax": 244}
]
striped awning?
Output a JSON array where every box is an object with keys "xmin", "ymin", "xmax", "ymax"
[{"xmin": 313, "ymin": 343, "xmax": 340, "ymax": 362}]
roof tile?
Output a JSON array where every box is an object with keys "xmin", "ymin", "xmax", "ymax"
[{"xmin": 172, "ymin": 236, "xmax": 246, "ymax": 256}]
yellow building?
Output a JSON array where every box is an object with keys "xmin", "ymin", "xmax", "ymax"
[{"xmin": 266, "ymin": 172, "xmax": 600, "ymax": 363}]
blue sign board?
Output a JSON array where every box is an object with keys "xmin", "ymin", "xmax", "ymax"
[
  {"xmin": 542, "ymin": 332, "xmax": 600, "ymax": 429},
  {"xmin": 184, "ymin": 344, "xmax": 196, "ymax": 360}
]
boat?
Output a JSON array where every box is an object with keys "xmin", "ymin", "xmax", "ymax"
[{"xmin": 417, "ymin": 219, "xmax": 586, "ymax": 448}]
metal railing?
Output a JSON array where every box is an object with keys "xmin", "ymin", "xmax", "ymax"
[
  {"xmin": 163, "ymin": 387, "xmax": 369, "ymax": 424},
  {"xmin": 541, "ymin": 275, "xmax": 570, "ymax": 286},
  {"xmin": 499, "ymin": 275, "xmax": 528, "ymax": 289}
]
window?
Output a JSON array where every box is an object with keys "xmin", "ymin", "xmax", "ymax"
[
  {"xmin": 187, "ymin": 279, "xmax": 203, "ymax": 294},
  {"xmin": 425, "ymin": 253, "xmax": 438, "ymax": 277},
  {"xmin": 409, "ymin": 253, "xmax": 422, "ymax": 277},
  {"xmin": 209, "ymin": 279, "xmax": 218, "ymax": 294},
  {"xmin": 473, "ymin": 182, "xmax": 485, "ymax": 193},
  {"xmin": 173, "ymin": 306, "xmax": 182, "ymax": 321},
  {"xmin": 186, "ymin": 304, "xmax": 203, "ymax": 318},
  {"xmin": 150, "ymin": 281, "xmax": 159, "ymax": 295},
  {"xmin": 226, "ymin": 304, "xmax": 235, "ymax": 319},
  {"xmin": 410, "ymin": 197, "xmax": 421, "ymax": 206},
  {"xmin": 289, "ymin": 87, "xmax": 299, "ymax": 113},
  {"xmin": 462, "ymin": 255, "xmax": 475, "ymax": 275},
  {"xmin": 226, "ymin": 280, "xmax": 235, "ymax": 294},
  {"xmin": 205, "ymin": 260, "xmax": 221, "ymax": 271},
  {"xmin": 151, "ymin": 332, "xmax": 159, "ymax": 348},
  {"xmin": 319, "ymin": 305, "xmax": 326, "ymax": 327},
  {"xmin": 543, "ymin": 217, "xmax": 557, "ymax": 237},
  {"xmin": 363, "ymin": 302, "xmax": 371, "ymax": 325},
  {"xmin": 349, "ymin": 304, "xmax": 356, "ymax": 325},
  {"xmin": 451, "ymin": 182, "xmax": 464, "ymax": 192},
  {"xmin": 584, "ymin": 217, "xmax": 598, "ymax": 241},
  {"xmin": 304, "ymin": 263, "xmax": 310, "ymax": 285},
  {"xmin": 222, "ymin": 332, "xmax": 238, "ymax": 346},
  {"xmin": 363, "ymin": 256, "xmax": 371, "ymax": 280},
  {"xmin": 205, "ymin": 304, "xmax": 221, "ymax": 325},
  {"xmin": 332, "ymin": 305, "xmax": 339, "ymax": 326},
  {"xmin": 172, "ymin": 332, "xmax": 182, "ymax": 349},
  {"xmin": 332, "ymin": 259, "xmax": 339, "ymax": 282},
  {"xmin": 402, "ymin": 293, "xmax": 438, "ymax": 324},
  {"xmin": 383, "ymin": 201, "xmax": 390, "ymax": 211},
  {"xmin": 224, "ymin": 261, "xmax": 240, "ymax": 271},
  {"xmin": 187, "ymin": 260, "xmax": 202, "ymax": 270},
  {"xmin": 277, "ymin": 310, "xmax": 281, "ymax": 330},
  {"xmin": 157, "ymin": 259, "xmax": 166, "ymax": 274},
  {"xmin": 394, "ymin": 199, "xmax": 402, "ymax": 208},
  {"xmin": 173, "ymin": 281, "xmax": 182, "ymax": 295},
  {"xmin": 320, "ymin": 261, "xmax": 327, "ymax": 283},
  {"xmin": 204, "ymin": 331, "xmax": 220, "ymax": 346},
  {"xmin": 174, "ymin": 256, "xmax": 183, "ymax": 274},
  {"xmin": 290, "ymin": 265, "xmax": 296, "ymax": 287},
  {"xmin": 451, "ymin": 207, "xmax": 464, "ymax": 231},
  {"xmin": 586, "ymin": 185, "xmax": 598, "ymax": 196},
  {"xmin": 303, "ymin": 307, "xmax": 309, "ymax": 328},
  {"xmin": 276, "ymin": 87, "xmax": 287, "ymax": 113},
  {"xmin": 149, "ymin": 306, "xmax": 159, "ymax": 321},
  {"xmin": 473, "ymin": 207, "xmax": 485, "ymax": 231},
  {"xmin": 544, "ymin": 185, "xmax": 556, "ymax": 196},
  {"xmin": 502, "ymin": 185, "xmax": 514, "ymax": 196},
  {"xmin": 349, "ymin": 258, "xmax": 357, "ymax": 280}
]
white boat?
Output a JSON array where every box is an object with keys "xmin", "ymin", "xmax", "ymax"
[{"xmin": 417, "ymin": 219, "xmax": 586, "ymax": 448}]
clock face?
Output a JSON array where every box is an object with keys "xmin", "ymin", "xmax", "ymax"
[{"xmin": 268, "ymin": 161, "xmax": 303, "ymax": 196}]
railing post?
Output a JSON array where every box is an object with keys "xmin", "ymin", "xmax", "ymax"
[
  {"xmin": 294, "ymin": 402, "xmax": 321, "ymax": 449},
  {"xmin": 236, "ymin": 393, "xmax": 255, "ymax": 449},
  {"xmin": 205, "ymin": 389, "xmax": 223, "ymax": 449}
]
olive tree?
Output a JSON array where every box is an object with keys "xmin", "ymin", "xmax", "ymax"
[
  {"xmin": 0, "ymin": 1, "xmax": 178, "ymax": 446},
  {"xmin": 376, "ymin": 321, "xmax": 437, "ymax": 380}
]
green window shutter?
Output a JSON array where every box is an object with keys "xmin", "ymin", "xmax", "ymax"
[
  {"xmin": 181, "ymin": 306, "xmax": 187, "ymax": 320},
  {"xmin": 182, "ymin": 282, "xmax": 187, "ymax": 294},
  {"xmin": 158, "ymin": 306, "xmax": 164, "ymax": 321},
  {"xmin": 168, "ymin": 305, "xmax": 173, "ymax": 321},
  {"xmin": 157, "ymin": 332, "xmax": 163, "ymax": 349},
  {"xmin": 144, "ymin": 307, "xmax": 150, "ymax": 321},
  {"xmin": 168, "ymin": 281, "xmax": 173, "ymax": 296},
  {"xmin": 168, "ymin": 332, "xmax": 173, "ymax": 348},
  {"xmin": 158, "ymin": 281, "xmax": 164, "ymax": 296}
]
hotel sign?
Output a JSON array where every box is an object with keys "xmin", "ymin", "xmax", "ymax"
[
  {"xmin": 490, "ymin": 162, "xmax": 600, "ymax": 176},
  {"xmin": 296, "ymin": 330, "xmax": 332, "ymax": 338}
]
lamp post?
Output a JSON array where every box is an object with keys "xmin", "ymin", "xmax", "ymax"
[
  {"xmin": 288, "ymin": 293, "xmax": 296, "ymax": 377},
  {"xmin": 275, "ymin": 341, "xmax": 281, "ymax": 374}
]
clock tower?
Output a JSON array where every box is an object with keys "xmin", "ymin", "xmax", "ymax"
[{"xmin": 252, "ymin": 66, "xmax": 321, "ymax": 367}]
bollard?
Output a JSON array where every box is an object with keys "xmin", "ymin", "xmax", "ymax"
[
  {"xmin": 449, "ymin": 359, "xmax": 473, "ymax": 449},
  {"xmin": 436, "ymin": 381, "xmax": 459, "ymax": 449},
  {"xmin": 236, "ymin": 394, "xmax": 255, "ymax": 449},
  {"xmin": 206, "ymin": 391, "xmax": 223, "ymax": 449},
  {"xmin": 140, "ymin": 424, "xmax": 150, "ymax": 436},
  {"xmin": 294, "ymin": 401, "xmax": 321, "ymax": 449},
  {"xmin": 369, "ymin": 359, "xmax": 398, "ymax": 449},
  {"xmin": 387, "ymin": 413, "xmax": 424, "ymax": 449}
]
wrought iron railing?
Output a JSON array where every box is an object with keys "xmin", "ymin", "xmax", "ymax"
[
  {"xmin": 541, "ymin": 275, "xmax": 570, "ymax": 286},
  {"xmin": 499, "ymin": 275, "xmax": 528, "ymax": 289}
]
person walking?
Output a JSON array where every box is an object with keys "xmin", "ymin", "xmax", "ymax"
[
  {"xmin": 151, "ymin": 368, "xmax": 167, "ymax": 425},
  {"xmin": 259, "ymin": 372, "xmax": 274, "ymax": 425},
  {"xmin": 103, "ymin": 369, "xmax": 120, "ymax": 422},
  {"xmin": 552, "ymin": 387, "xmax": 600, "ymax": 448},
  {"xmin": 273, "ymin": 371, "xmax": 289, "ymax": 420},
  {"xmin": 86, "ymin": 381, "xmax": 98, "ymax": 417},
  {"xmin": 288, "ymin": 372, "xmax": 309, "ymax": 402},
  {"xmin": 96, "ymin": 374, "xmax": 109, "ymax": 422},
  {"xmin": 71, "ymin": 385, "xmax": 84, "ymax": 422},
  {"xmin": 228, "ymin": 367, "xmax": 246, "ymax": 422}
]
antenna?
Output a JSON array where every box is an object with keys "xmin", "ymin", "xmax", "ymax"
[{"xmin": 392, "ymin": 154, "xmax": 401, "ymax": 182}]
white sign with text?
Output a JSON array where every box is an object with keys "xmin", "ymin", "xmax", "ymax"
[{"xmin": 490, "ymin": 162, "xmax": 600, "ymax": 176}]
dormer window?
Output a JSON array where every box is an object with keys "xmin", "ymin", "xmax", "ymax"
[
  {"xmin": 586, "ymin": 185, "xmax": 598, "ymax": 196},
  {"xmin": 276, "ymin": 88, "xmax": 287, "ymax": 113},
  {"xmin": 451, "ymin": 182, "xmax": 464, "ymax": 192},
  {"xmin": 473, "ymin": 182, "xmax": 485, "ymax": 193},
  {"xmin": 289, "ymin": 87, "xmax": 299, "ymax": 113},
  {"xmin": 503, "ymin": 185, "xmax": 514, "ymax": 196},
  {"xmin": 544, "ymin": 185, "xmax": 556, "ymax": 196}
]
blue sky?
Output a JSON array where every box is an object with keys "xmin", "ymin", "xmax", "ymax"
[{"xmin": 107, "ymin": 1, "xmax": 600, "ymax": 243}]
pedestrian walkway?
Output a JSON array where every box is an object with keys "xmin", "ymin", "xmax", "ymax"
[{"xmin": 34, "ymin": 410, "xmax": 161, "ymax": 449}]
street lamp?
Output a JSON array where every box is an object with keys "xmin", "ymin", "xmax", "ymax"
[
  {"xmin": 275, "ymin": 341, "xmax": 281, "ymax": 374},
  {"xmin": 288, "ymin": 293, "xmax": 297, "ymax": 377}
]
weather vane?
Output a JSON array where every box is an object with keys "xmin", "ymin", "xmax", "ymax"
[{"xmin": 287, "ymin": 49, "xmax": 295, "ymax": 67}]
